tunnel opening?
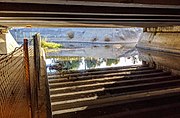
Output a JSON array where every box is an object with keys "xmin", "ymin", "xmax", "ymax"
[
  {"xmin": 8, "ymin": 27, "xmax": 144, "ymax": 73},
  {"xmin": 0, "ymin": 1, "xmax": 180, "ymax": 118},
  {"xmin": 1, "ymin": 26, "xmax": 178, "ymax": 118}
]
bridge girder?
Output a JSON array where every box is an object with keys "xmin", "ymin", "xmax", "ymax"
[{"xmin": 0, "ymin": 1, "xmax": 179, "ymax": 27}]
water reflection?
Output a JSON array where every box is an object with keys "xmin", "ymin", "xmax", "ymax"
[
  {"xmin": 46, "ymin": 43, "xmax": 137, "ymax": 59},
  {"xmin": 46, "ymin": 55, "xmax": 142, "ymax": 74}
]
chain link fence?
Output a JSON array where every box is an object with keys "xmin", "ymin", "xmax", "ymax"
[
  {"xmin": 0, "ymin": 46, "xmax": 30, "ymax": 118},
  {"xmin": 0, "ymin": 35, "xmax": 52, "ymax": 118}
]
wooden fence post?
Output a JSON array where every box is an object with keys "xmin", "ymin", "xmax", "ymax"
[
  {"xmin": 23, "ymin": 39, "xmax": 33, "ymax": 118},
  {"xmin": 33, "ymin": 33, "xmax": 41, "ymax": 89},
  {"xmin": 33, "ymin": 34, "xmax": 41, "ymax": 118}
]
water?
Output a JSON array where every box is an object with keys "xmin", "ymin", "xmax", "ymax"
[
  {"xmin": 46, "ymin": 49, "xmax": 142, "ymax": 74},
  {"xmin": 46, "ymin": 43, "xmax": 137, "ymax": 58},
  {"xmin": 45, "ymin": 42, "xmax": 143, "ymax": 74}
]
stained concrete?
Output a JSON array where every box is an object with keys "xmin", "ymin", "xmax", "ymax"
[
  {"xmin": 138, "ymin": 49, "xmax": 180, "ymax": 76},
  {"xmin": 137, "ymin": 26, "xmax": 180, "ymax": 76},
  {"xmin": 137, "ymin": 26, "xmax": 180, "ymax": 75},
  {"xmin": 137, "ymin": 26, "xmax": 180, "ymax": 54},
  {"xmin": 38, "ymin": 48, "xmax": 52, "ymax": 118},
  {"xmin": 0, "ymin": 34, "xmax": 7, "ymax": 54}
]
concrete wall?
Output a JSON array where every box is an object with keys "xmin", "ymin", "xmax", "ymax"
[
  {"xmin": 6, "ymin": 31, "xmax": 19, "ymax": 53},
  {"xmin": 137, "ymin": 26, "xmax": 180, "ymax": 54},
  {"xmin": 39, "ymin": 48, "xmax": 52, "ymax": 118},
  {"xmin": 2, "ymin": 0, "xmax": 180, "ymax": 5},
  {"xmin": 0, "ymin": 34, "xmax": 7, "ymax": 54},
  {"xmin": 138, "ymin": 49, "xmax": 180, "ymax": 76},
  {"xmin": 137, "ymin": 26, "xmax": 180, "ymax": 75},
  {"xmin": 0, "ymin": 31, "xmax": 19, "ymax": 54}
]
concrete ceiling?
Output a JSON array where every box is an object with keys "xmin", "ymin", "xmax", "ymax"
[
  {"xmin": 0, "ymin": 0, "xmax": 180, "ymax": 28},
  {"xmin": 1, "ymin": 0, "xmax": 180, "ymax": 5}
]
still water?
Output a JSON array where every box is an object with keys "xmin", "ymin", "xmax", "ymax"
[
  {"xmin": 46, "ymin": 43, "xmax": 142, "ymax": 74},
  {"xmin": 46, "ymin": 55, "xmax": 142, "ymax": 74}
]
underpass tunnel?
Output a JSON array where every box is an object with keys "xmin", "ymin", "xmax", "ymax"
[{"xmin": 0, "ymin": 1, "xmax": 180, "ymax": 118}]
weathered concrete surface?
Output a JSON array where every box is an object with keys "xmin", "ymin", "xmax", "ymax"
[
  {"xmin": 6, "ymin": 31, "xmax": 19, "ymax": 52},
  {"xmin": 137, "ymin": 26, "xmax": 180, "ymax": 76},
  {"xmin": 38, "ymin": 48, "xmax": 52, "ymax": 118},
  {"xmin": 2, "ymin": 0, "xmax": 180, "ymax": 5},
  {"xmin": 0, "ymin": 1, "xmax": 180, "ymax": 28},
  {"xmin": 138, "ymin": 48, "xmax": 180, "ymax": 76},
  {"xmin": 0, "ymin": 31, "xmax": 19, "ymax": 54},
  {"xmin": 0, "ymin": 34, "xmax": 7, "ymax": 54},
  {"xmin": 137, "ymin": 26, "xmax": 180, "ymax": 54},
  {"xmin": 145, "ymin": 26, "xmax": 180, "ymax": 33}
]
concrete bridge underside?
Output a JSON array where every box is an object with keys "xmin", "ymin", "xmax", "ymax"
[{"xmin": 0, "ymin": 0, "xmax": 180, "ymax": 28}]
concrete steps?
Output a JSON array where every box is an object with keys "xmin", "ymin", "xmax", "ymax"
[{"xmin": 47, "ymin": 65, "xmax": 180, "ymax": 118}]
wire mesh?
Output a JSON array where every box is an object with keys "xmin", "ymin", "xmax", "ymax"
[
  {"xmin": 0, "ymin": 36, "xmax": 51, "ymax": 118},
  {"xmin": 0, "ymin": 46, "xmax": 29, "ymax": 118},
  {"xmin": 0, "ymin": 43, "xmax": 39, "ymax": 118}
]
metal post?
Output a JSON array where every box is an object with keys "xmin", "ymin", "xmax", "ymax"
[{"xmin": 23, "ymin": 39, "xmax": 33, "ymax": 118}]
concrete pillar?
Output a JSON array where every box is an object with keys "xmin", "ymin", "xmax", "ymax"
[
  {"xmin": 0, "ymin": 29, "xmax": 19, "ymax": 54},
  {"xmin": 0, "ymin": 33, "xmax": 7, "ymax": 54}
]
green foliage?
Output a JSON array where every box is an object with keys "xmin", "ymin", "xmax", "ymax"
[
  {"xmin": 70, "ymin": 60, "xmax": 81, "ymax": 69},
  {"xmin": 86, "ymin": 58, "xmax": 97, "ymax": 68},
  {"xmin": 41, "ymin": 40, "xmax": 63, "ymax": 49},
  {"xmin": 55, "ymin": 60, "xmax": 81, "ymax": 70},
  {"xmin": 106, "ymin": 59, "xmax": 119, "ymax": 66}
]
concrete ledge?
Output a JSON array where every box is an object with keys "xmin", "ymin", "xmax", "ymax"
[
  {"xmin": 137, "ymin": 45, "xmax": 180, "ymax": 55},
  {"xmin": 138, "ymin": 48, "xmax": 180, "ymax": 76},
  {"xmin": 145, "ymin": 26, "xmax": 180, "ymax": 33},
  {"xmin": 137, "ymin": 26, "xmax": 180, "ymax": 54}
]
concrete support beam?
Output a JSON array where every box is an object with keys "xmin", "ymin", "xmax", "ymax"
[
  {"xmin": 0, "ymin": 2, "xmax": 179, "ymax": 16},
  {"xmin": 0, "ymin": 33, "xmax": 7, "ymax": 54},
  {"xmin": 0, "ymin": 2, "xmax": 179, "ymax": 27},
  {"xmin": 0, "ymin": 30, "xmax": 19, "ymax": 54},
  {"xmin": 1, "ymin": 0, "xmax": 180, "ymax": 5}
]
